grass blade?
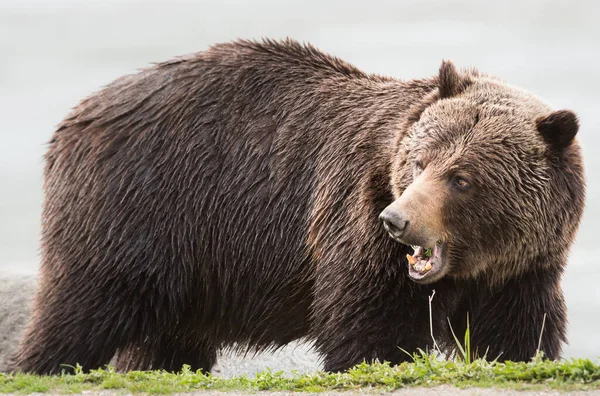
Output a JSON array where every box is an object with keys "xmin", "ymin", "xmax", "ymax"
[
  {"xmin": 447, "ymin": 317, "xmax": 466, "ymax": 362},
  {"xmin": 463, "ymin": 313, "xmax": 471, "ymax": 364}
]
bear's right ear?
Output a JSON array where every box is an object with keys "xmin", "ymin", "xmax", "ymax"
[
  {"xmin": 438, "ymin": 60, "xmax": 472, "ymax": 98},
  {"xmin": 536, "ymin": 110, "xmax": 579, "ymax": 151}
]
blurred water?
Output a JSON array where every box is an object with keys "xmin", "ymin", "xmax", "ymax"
[{"xmin": 0, "ymin": 0, "xmax": 599, "ymax": 359}]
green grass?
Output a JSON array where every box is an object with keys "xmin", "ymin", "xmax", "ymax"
[{"xmin": 2, "ymin": 353, "xmax": 600, "ymax": 394}]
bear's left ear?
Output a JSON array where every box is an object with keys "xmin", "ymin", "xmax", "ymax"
[
  {"xmin": 536, "ymin": 110, "xmax": 579, "ymax": 150},
  {"xmin": 438, "ymin": 60, "xmax": 473, "ymax": 98}
]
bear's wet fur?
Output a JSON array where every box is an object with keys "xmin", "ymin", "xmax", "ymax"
[{"xmin": 10, "ymin": 39, "xmax": 585, "ymax": 374}]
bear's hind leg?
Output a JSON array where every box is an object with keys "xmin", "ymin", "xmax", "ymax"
[
  {"xmin": 10, "ymin": 276, "xmax": 140, "ymax": 374},
  {"xmin": 116, "ymin": 337, "xmax": 217, "ymax": 373}
]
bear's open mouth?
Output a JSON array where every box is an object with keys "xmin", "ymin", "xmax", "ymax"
[{"xmin": 406, "ymin": 241, "xmax": 447, "ymax": 282}]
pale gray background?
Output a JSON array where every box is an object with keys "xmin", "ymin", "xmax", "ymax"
[{"xmin": 0, "ymin": 0, "xmax": 598, "ymax": 363}]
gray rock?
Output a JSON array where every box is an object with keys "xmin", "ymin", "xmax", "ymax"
[{"xmin": 0, "ymin": 273, "xmax": 37, "ymax": 372}]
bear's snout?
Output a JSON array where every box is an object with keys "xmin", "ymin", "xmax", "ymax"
[
  {"xmin": 379, "ymin": 209, "xmax": 409, "ymax": 240},
  {"xmin": 379, "ymin": 204, "xmax": 424, "ymax": 247},
  {"xmin": 381, "ymin": 173, "xmax": 447, "ymax": 249}
]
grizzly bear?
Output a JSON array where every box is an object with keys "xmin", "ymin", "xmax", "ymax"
[{"xmin": 10, "ymin": 39, "xmax": 584, "ymax": 375}]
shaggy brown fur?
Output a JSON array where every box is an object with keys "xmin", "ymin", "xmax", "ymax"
[{"xmin": 9, "ymin": 39, "xmax": 584, "ymax": 374}]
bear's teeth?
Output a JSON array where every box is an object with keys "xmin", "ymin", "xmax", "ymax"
[
  {"xmin": 424, "ymin": 261, "xmax": 432, "ymax": 271},
  {"xmin": 406, "ymin": 254, "xmax": 418, "ymax": 266}
]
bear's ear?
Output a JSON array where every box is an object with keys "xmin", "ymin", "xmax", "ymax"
[
  {"xmin": 438, "ymin": 60, "xmax": 472, "ymax": 98},
  {"xmin": 536, "ymin": 110, "xmax": 579, "ymax": 150}
]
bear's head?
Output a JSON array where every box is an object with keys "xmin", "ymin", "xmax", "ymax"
[{"xmin": 380, "ymin": 61, "xmax": 585, "ymax": 284}]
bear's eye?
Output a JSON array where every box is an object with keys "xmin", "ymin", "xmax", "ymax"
[
  {"xmin": 414, "ymin": 160, "xmax": 425, "ymax": 175},
  {"xmin": 452, "ymin": 175, "xmax": 470, "ymax": 191}
]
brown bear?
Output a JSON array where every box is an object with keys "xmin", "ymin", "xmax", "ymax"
[{"xmin": 10, "ymin": 39, "xmax": 584, "ymax": 375}]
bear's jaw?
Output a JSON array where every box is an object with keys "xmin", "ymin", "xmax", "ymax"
[{"xmin": 406, "ymin": 242, "xmax": 447, "ymax": 283}]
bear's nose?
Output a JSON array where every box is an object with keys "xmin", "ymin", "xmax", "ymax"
[{"xmin": 379, "ymin": 209, "xmax": 408, "ymax": 240}]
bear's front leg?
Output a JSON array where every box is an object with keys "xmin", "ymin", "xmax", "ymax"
[
  {"xmin": 449, "ymin": 266, "xmax": 567, "ymax": 362},
  {"xmin": 308, "ymin": 260, "xmax": 444, "ymax": 372}
]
